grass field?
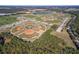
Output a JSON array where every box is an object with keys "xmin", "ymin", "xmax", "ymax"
[
  {"xmin": 0, "ymin": 16, "xmax": 17, "ymax": 26},
  {"xmin": 51, "ymin": 28, "xmax": 76, "ymax": 48}
]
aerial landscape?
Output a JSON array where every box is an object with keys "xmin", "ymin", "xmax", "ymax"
[{"xmin": 0, "ymin": 6, "xmax": 79, "ymax": 54}]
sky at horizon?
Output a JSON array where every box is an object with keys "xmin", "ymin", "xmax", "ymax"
[{"xmin": 0, "ymin": 0, "xmax": 78, "ymax": 5}]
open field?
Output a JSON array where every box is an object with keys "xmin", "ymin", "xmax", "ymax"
[
  {"xmin": 0, "ymin": 16, "xmax": 17, "ymax": 26},
  {"xmin": 51, "ymin": 28, "xmax": 76, "ymax": 49}
]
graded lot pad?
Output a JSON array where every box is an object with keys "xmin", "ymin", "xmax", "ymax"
[{"xmin": 10, "ymin": 19, "xmax": 48, "ymax": 42}]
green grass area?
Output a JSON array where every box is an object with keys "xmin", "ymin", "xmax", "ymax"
[
  {"xmin": 35, "ymin": 16, "xmax": 42, "ymax": 21},
  {"xmin": 25, "ymin": 14, "xmax": 36, "ymax": 18},
  {"xmin": 52, "ymin": 20, "xmax": 61, "ymax": 23},
  {"xmin": 0, "ymin": 16, "xmax": 17, "ymax": 26},
  {"xmin": 25, "ymin": 14, "xmax": 42, "ymax": 21}
]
